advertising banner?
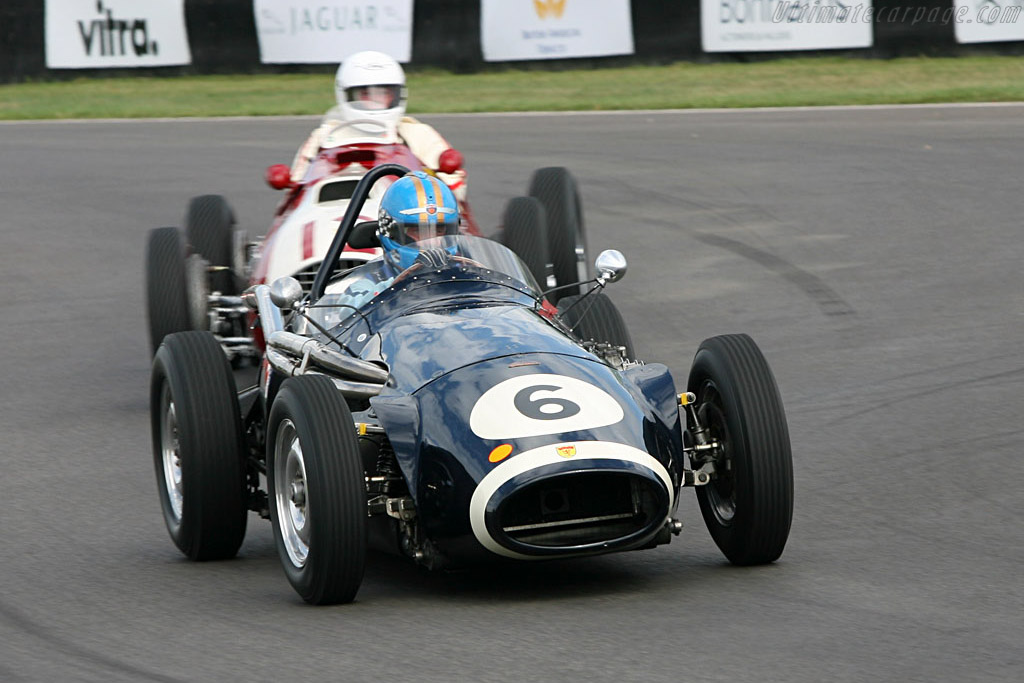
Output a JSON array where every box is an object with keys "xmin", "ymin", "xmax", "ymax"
[
  {"xmin": 954, "ymin": 0, "xmax": 1024, "ymax": 43},
  {"xmin": 253, "ymin": 0, "xmax": 413, "ymax": 64},
  {"xmin": 45, "ymin": 0, "xmax": 191, "ymax": 69},
  {"xmin": 701, "ymin": 0, "xmax": 873, "ymax": 52},
  {"xmin": 481, "ymin": 0, "xmax": 634, "ymax": 62}
]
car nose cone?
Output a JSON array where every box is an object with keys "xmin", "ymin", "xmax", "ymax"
[{"xmin": 469, "ymin": 441, "xmax": 673, "ymax": 560}]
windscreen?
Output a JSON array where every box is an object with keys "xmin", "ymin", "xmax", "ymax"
[
  {"xmin": 413, "ymin": 235, "xmax": 542, "ymax": 294},
  {"xmin": 310, "ymin": 235, "xmax": 542, "ymax": 328},
  {"xmin": 317, "ymin": 109, "xmax": 398, "ymax": 146}
]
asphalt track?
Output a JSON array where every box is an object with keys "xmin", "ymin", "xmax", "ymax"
[{"xmin": 1, "ymin": 106, "xmax": 1022, "ymax": 682}]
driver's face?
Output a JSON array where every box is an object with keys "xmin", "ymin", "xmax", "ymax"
[{"xmin": 355, "ymin": 86, "xmax": 394, "ymax": 110}]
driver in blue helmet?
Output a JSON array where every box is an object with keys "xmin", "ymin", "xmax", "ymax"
[
  {"xmin": 377, "ymin": 170, "xmax": 461, "ymax": 272},
  {"xmin": 315, "ymin": 171, "xmax": 462, "ymax": 316}
]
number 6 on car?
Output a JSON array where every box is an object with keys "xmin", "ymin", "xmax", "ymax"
[{"xmin": 469, "ymin": 374, "xmax": 624, "ymax": 440}]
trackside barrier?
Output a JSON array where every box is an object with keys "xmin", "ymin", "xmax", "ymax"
[{"xmin": 1, "ymin": 0, "xmax": 1021, "ymax": 83}]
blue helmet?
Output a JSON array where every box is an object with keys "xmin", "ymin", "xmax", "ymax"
[{"xmin": 378, "ymin": 171, "xmax": 460, "ymax": 270}]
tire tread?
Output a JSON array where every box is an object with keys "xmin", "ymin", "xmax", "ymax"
[
  {"xmin": 268, "ymin": 376, "xmax": 366, "ymax": 605},
  {"xmin": 146, "ymin": 227, "xmax": 190, "ymax": 355},
  {"xmin": 528, "ymin": 167, "xmax": 587, "ymax": 302},
  {"xmin": 185, "ymin": 195, "xmax": 236, "ymax": 294},
  {"xmin": 501, "ymin": 196, "xmax": 550, "ymax": 289},
  {"xmin": 689, "ymin": 333, "xmax": 793, "ymax": 565},
  {"xmin": 151, "ymin": 331, "xmax": 247, "ymax": 561}
]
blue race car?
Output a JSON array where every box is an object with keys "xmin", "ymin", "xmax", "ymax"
[{"xmin": 149, "ymin": 164, "xmax": 794, "ymax": 604}]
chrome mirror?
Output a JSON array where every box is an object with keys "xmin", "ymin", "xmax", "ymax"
[
  {"xmin": 595, "ymin": 250, "xmax": 627, "ymax": 284},
  {"xmin": 269, "ymin": 276, "xmax": 304, "ymax": 310}
]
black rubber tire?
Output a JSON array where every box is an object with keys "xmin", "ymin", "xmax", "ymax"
[
  {"xmin": 267, "ymin": 376, "xmax": 367, "ymax": 605},
  {"xmin": 501, "ymin": 196, "xmax": 551, "ymax": 291},
  {"xmin": 150, "ymin": 331, "xmax": 247, "ymax": 561},
  {"xmin": 528, "ymin": 167, "xmax": 588, "ymax": 303},
  {"xmin": 557, "ymin": 292, "xmax": 635, "ymax": 359},
  {"xmin": 146, "ymin": 227, "xmax": 191, "ymax": 356},
  {"xmin": 185, "ymin": 195, "xmax": 237, "ymax": 294},
  {"xmin": 686, "ymin": 334, "xmax": 793, "ymax": 565}
]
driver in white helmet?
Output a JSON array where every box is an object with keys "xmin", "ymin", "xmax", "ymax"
[{"xmin": 289, "ymin": 50, "xmax": 468, "ymax": 203}]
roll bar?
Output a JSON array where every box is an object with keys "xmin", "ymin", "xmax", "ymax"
[{"xmin": 309, "ymin": 163, "xmax": 411, "ymax": 302}]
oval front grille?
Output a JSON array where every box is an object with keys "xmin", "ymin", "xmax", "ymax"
[{"xmin": 495, "ymin": 471, "xmax": 663, "ymax": 549}]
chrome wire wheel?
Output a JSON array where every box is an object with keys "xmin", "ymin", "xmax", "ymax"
[
  {"xmin": 159, "ymin": 387, "xmax": 183, "ymax": 523},
  {"xmin": 274, "ymin": 419, "xmax": 311, "ymax": 568},
  {"xmin": 698, "ymin": 384, "xmax": 736, "ymax": 526}
]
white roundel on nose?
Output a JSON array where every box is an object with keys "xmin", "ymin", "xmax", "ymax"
[{"xmin": 469, "ymin": 373, "xmax": 624, "ymax": 440}]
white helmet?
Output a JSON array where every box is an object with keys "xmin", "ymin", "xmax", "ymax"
[{"xmin": 334, "ymin": 51, "xmax": 407, "ymax": 131}]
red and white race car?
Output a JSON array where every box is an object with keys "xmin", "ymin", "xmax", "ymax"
[
  {"xmin": 145, "ymin": 120, "xmax": 587, "ymax": 363},
  {"xmin": 257, "ymin": 120, "xmax": 482, "ymax": 289}
]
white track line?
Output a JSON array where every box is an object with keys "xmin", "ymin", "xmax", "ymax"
[{"xmin": 2, "ymin": 101, "xmax": 1023, "ymax": 124}]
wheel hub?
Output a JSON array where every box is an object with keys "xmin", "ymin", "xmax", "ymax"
[
  {"xmin": 274, "ymin": 420, "xmax": 311, "ymax": 568},
  {"xmin": 160, "ymin": 390, "xmax": 184, "ymax": 523},
  {"xmin": 290, "ymin": 481, "xmax": 307, "ymax": 507},
  {"xmin": 697, "ymin": 388, "xmax": 737, "ymax": 525}
]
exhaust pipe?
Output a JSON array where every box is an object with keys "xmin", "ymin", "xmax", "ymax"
[
  {"xmin": 265, "ymin": 348, "xmax": 385, "ymax": 399},
  {"xmin": 267, "ymin": 330, "xmax": 389, "ymax": 384},
  {"xmin": 246, "ymin": 284, "xmax": 388, "ymax": 398}
]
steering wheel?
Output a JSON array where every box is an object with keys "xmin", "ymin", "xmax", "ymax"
[
  {"xmin": 390, "ymin": 254, "xmax": 487, "ymax": 287},
  {"xmin": 321, "ymin": 119, "xmax": 399, "ymax": 146},
  {"xmin": 449, "ymin": 255, "xmax": 486, "ymax": 269}
]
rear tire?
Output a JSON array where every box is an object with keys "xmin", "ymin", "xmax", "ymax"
[
  {"xmin": 557, "ymin": 293, "xmax": 634, "ymax": 359},
  {"xmin": 501, "ymin": 196, "xmax": 551, "ymax": 291},
  {"xmin": 687, "ymin": 334, "xmax": 793, "ymax": 565},
  {"xmin": 268, "ymin": 376, "xmax": 367, "ymax": 605},
  {"xmin": 150, "ymin": 331, "xmax": 247, "ymax": 560},
  {"xmin": 528, "ymin": 167, "xmax": 588, "ymax": 303},
  {"xmin": 146, "ymin": 227, "xmax": 191, "ymax": 355},
  {"xmin": 186, "ymin": 195, "xmax": 237, "ymax": 294}
]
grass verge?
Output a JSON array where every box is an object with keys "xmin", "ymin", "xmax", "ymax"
[{"xmin": 1, "ymin": 56, "xmax": 1022, "ymax": 120}]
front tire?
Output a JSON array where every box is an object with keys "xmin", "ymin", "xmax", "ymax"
[
  {"xmin": 150, "ymin": 331, "xmax": 247, "ymax": 560},
  {"xmin": 146, "ymin": 227, "xmax": 191, "ymax": 356},
  {"xmin": 687, "ymin": 334, "xmax": 793, "ymax": 565},
  {"xmin": 501, "ymin": 196, "xmax": 551, "ymax": 291},
  {"xmin": 267, "ymin": 376, "xmax": 367, "ymax": 605},
  {"xmin": 185, "ymin": 195, "xmax": 237, "ymax": 294},
  {"xmin": 528, "ymin": 167, "xmax": 588, "ymax": 303}
]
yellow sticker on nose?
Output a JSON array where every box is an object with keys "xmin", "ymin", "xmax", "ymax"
[{"xmin": 489, "ymin": 444, "xmax": 514, "ymax": 463}]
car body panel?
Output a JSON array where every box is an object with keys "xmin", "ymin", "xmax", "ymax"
[{"xmin": 287, "ymin": 246, "xmax": 688, "ymax": 562}]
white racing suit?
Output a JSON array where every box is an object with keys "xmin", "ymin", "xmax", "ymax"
[{"xmin": 290, "ymin": 111, "xmax": 468, "ymax": 202}]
